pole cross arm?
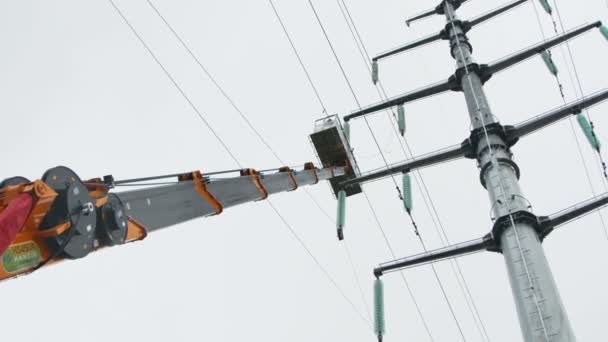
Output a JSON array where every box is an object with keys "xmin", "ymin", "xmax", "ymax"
[
  {"xmin": 373, "ymin": 32, "xmax": 445, "ymax": 62},
  {"xmin": 538, "ymin": 192, "xmax": 608, "ymax": 239},
  {"xmin": 341, "ymin": 142, "xmax": 472, "ymax": 187},
  {"xmin": 377, "ymin": 0, "xmax": 528, "ymax": 62},
  {"xmin": 374, "ymin": 235, "xmax": 495, "ymax": 277},
  {"xmin": 467, "ymin": 0, "xmax": 529, "ymax": 28},
  {"xmin": 343, "ymin": 79, "xmax": 457, "ymax": 121},
  {"xmin": 483, "ymin": 21, "xmax": 602, "ymax": 77},
  {"xmin": 512, "ymin": 89, "xmax": 608, "ymax": 139},
  {"xmin": 405, "ymin": 0, "xmax": 471, "ymax": 26}
]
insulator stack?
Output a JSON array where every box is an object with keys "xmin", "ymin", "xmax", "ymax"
[
  {"xmin": 538, "ymin": 0, "xmax": 552, "ymax": 14},
  {"xmin": 372, "ymin": 60, "xmax": 379, "ymax": 85},
  {"xmin": 374, "ymin": 278, "xmax": 386, "ymax": 342},
  {"xmin": 402, "ymin": 173, "xmax": 413, "ymax": 212},
  {"xmin": 397, "ymin": 105, "xmax": 406, "ymax": 136},
  {"xmin": 541, "ymin": 50, "xmax": 559, "ymax": 76},
  {"xmin": 577, "ymin": 113, "xmax": 601, "ymax": 151},
  {"xmin": 600, "ymin": 25, "xmax": 608, "ymax": 41},
  {"xmin": 343, "ymin": 121, "xmax": 351, "ymax": 144},
  {"xmin": 336, "ymin": 190, "xmax": 346, "ymax": 240}
]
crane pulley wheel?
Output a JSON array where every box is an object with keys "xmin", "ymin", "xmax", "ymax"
[
  {"xmin": 40, "ymin": 166, "xmax": 97, "ymax": 259},
  {"xmin": 96, "ymin": 194, "xmax": 128, "ymax": 246}
]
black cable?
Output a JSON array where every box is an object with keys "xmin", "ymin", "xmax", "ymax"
[
  {"xmin": 337, "ymin": 1, "xmax": 492, "ymax": 338},
  {"xmin": 328, "ymin": 1, "xmax": 474, "ymax": 339},
  {"xmin": 268, "ymin": 0, "xmax": 329, "ymax": 116},
  {"xmin": 106, "ymin": 0, "xmax": 242, "ymax": 168},
  {"xmin": 113, "ymin": 0, "xmax": 373, "ymax": 327}
]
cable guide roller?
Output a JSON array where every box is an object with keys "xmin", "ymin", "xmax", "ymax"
[{"xmin": 310, "ymin": 115, "xmax": 362, "ymax": 197}]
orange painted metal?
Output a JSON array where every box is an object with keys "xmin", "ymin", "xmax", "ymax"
[
  {"xmin": 279, "ymin": 167, "xmax": 298, "ymax": 191},
  {"xmin": 240, "ymin": 169, "xmax": 268, "ymax": 200}
]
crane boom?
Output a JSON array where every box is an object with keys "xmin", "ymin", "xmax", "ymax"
[{"xmin": 0, "ymin": 163, "xmax": 345, "ymax": 281}]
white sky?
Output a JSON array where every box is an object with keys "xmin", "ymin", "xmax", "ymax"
[{"xmin": 1, "ymin": 0, "xmax": 608, "ymax": 341}]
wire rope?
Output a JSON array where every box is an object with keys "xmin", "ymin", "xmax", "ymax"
[
  {"xmin": 530, "ymin": 0, "xmax": 608, "ymax": 240},
  {"xmin": 108, "ymin": 0, "xmax": 372, "ymax": 329},
  {"xmin": 336, "ymin": 1, "xmax": 492, "ymax": 340},
  {"xmin": 306, "ymin": 0, "xmax": 470, "ymax": 340}
]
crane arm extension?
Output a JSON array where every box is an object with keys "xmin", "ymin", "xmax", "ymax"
[{"xmin": 0, "ymin": 163, "xmax": 344, "ymax": 281}]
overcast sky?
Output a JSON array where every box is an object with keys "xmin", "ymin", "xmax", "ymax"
[{"xmin": 1, "ymin": 0, "xmax": 608, "ymax": 341}]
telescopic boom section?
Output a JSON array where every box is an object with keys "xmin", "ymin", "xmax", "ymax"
[{"xmin": 0, "ymin": 163, "xmax": 345, "ymax": 281}]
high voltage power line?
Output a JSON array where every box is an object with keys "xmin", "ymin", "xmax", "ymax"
[
  {"xmin": 106, "ymin": 0, "xmax": 373, "ymax": 330},
  {"xmin": 335, "ymin": 1, "xmax": 491, "ymax": 340}
]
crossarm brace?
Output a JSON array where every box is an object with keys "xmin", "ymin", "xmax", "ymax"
[{"xmin": 374, "ymin": 235, "xmax": 494, "ymax": 276}]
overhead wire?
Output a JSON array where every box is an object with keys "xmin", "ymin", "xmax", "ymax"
[
  {"xmin": 107, "ymin": 0, "xmax": 242, "ymax": 168},
  {"xmin": 268, "ymin": 0, "xmax": 329, "ymax": 117},
  {"xmin": 108, "ymin": 0, "xmax": 372, "ymax": 329},
  {"xmin": 335, "ymin": 1, "xmax": 491, "ymax": 340},
  {"xmin": 306, "ymin": 0, "xmax": 470, "ymax": 340},
  {"xmin": 550, "ymin": 0, "xmax": 608, "ymax": 184},
  {"xmin": 529, "ymin": 0, "xmax": 608, "ymax": 240},
  {"xmin": 144, "ymin": 0, "xmax": 374, "ymax": 327}
]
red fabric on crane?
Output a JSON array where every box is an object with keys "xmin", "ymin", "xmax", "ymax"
[{"xmin": 0, "ymin": 194, "xmax": 33, "ymax": 256}]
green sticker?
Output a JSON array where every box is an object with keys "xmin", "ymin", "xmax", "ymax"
[{"xmin": 2, "ymin": 241, "xmax": 41, "ymax": 273}]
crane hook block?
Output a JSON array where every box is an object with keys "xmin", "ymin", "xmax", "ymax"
[{"xmin": 310, "ymin": 115, "xmax": 362, "ymax": 197}]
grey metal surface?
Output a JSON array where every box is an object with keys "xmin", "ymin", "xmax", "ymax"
[
  {"xmin": 261, "ymin": 173, "xmax": 295, "ymax": 195},
  {"xmin": 116, "ymin": 166, "xmax": 344, "ymax": 232},
  {"xmin": 118, "ymin": 181, "xmax": 216, "ymax": 231},
  {"xmin": 293, "ymin": 170, "xmax": 318, "ymax": 187},
  {"xmin": 207, "ymin": 176, "xmax": 263, "ymax": 208},
  {"xmin": 443, "ymin": 1, "xmax": 576, "ymax": 340}
]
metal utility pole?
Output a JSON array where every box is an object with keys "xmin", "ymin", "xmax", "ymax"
[
  {"xmin": 443, "ymin": 2, "xmax": 574, "ymax": 340},
  {"xmin": 332, "ymin": 0, "xmax": 608, "ymax": 341}
]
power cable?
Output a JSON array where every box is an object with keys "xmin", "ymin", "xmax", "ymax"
[
  {"xmin": 144, "ymin": 0, "xmax": 373, "ymax": 324},
  {"xmin": 336, "ymin": 1, "xmax": 491, "ymax": 340},
  {"xmin": 447, "ymin": 5, "xmax": 551, "ymax": 341},
  {"xmin": 529, "ymin": 0, "xmax": 608, "ymax": 240},
  {"xmin": 305, "ymin": 0, "xmax": 469, "ymax": 340},
  {"xmin": 268, "ymin": 0, "xmax": 329, "ymax": 117},
  {"xmin": 108, "ymin": 0, "xmax": 372, "ymax": 329},
  {"xmin": 107, "ymin": 0, "xmax": 242, "ymax": 168}
]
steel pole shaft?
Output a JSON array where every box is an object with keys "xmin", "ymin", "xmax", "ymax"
[{"xmin": 443, "ymin": 2, "xmax": 575, "ymax": 341}]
